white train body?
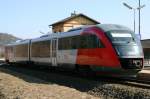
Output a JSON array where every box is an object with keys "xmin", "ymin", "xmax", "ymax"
[
  {"xmin": 5, "ymin": 24, "xmax": 144, "ymax": 77},
  {"xmin": 5, "ymin": 29, "xmax": 82, "ymax": 67}
]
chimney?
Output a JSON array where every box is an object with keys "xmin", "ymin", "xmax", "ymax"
[{"xmin": 71, "ymin": 11, "xmax": 76, "ymax": 16}]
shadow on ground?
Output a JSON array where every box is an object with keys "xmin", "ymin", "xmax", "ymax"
[{"xmin": 0, "ymin": 63, "xmax": 107, "ymax": 93}]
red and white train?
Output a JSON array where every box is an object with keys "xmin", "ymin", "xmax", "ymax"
[{"xmin": 5, "ymin": 24, "xmax": 144, "ymax": 77}]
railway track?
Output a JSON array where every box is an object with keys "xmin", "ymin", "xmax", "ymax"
[
  {"xmin": 120, "ymin": 78, "xmax": 150, "ymax": 89},
  {"xmin": 0, "ymin": 63, "xmax": 150, "ymax": 89},
  {"xmin": 104, "ymin": 77, "xmax": 150, "ymax": 89}
]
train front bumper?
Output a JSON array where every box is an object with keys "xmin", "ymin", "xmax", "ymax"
[{"xmin": 90, "ymin": 65, "xmax": 142, "ymax": 77}]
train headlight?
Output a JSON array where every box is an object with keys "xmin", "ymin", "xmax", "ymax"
[{"xmin": 132, "ymin": 60, "xmax": 142, "ymax": 67}]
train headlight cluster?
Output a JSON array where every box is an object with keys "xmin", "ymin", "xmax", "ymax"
[{"xmin": 132, "ymin": 60, "xmax": 143, "ymax": 67}]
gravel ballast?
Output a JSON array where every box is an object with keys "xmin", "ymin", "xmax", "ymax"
[
  {"xmin": 88, "ymin": 83, "xmax": 150, "ymax": 99},
  {"xmin": 0, "ymin": 64, "xmax": 150, "ymax": 99}
]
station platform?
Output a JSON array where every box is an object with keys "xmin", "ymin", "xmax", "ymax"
[{"xmin": 138, "ymin": 67, "xmax": 150, "ymax": 81}]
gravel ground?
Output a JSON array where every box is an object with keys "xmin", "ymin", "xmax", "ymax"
[
  {"xmin": 0, "ymin": 67, "xmax": 98, "ymax": 99},
  {"xmin": 0, "ymin": 64, "xmax": 150, "ymax": 99}
]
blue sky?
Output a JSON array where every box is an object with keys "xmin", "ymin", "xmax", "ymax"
[{"xmin": 0, "ymin": 0, "xmax": 149, "ymax": 39}]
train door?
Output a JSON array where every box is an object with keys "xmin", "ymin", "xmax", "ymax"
[{"xmin": 51, "ymin": 38, "xmax": 58, "ymax": 66}]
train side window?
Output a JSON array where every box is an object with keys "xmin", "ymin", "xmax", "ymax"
[
  {"xmin": 80, "ymin": 34, "xmax": 104, "ymax": 48},
  {"xmin": 31, "ymin": 40, "xmax": 51, "ymax": 57},
  {"xmin": 58, "ymin": 34, "xmax": 104, "ymax": 50},
  {"xmin": 79, "ymin": 35, "xmax": 88, "ymax": 49},
  {"xmin": 88, "ymin": 35, "xmax": 104, "ymax": 48},
  {"xmin": 58, "ymin": 39, "xmax": 62, "ymax": 50},
  {"xmin": 15, "ymin": 44, "xmax": 28, "ymax": 57},
  {"xmin": 58, "ymin": 37, "xmax": 70, "ymax": 50}
]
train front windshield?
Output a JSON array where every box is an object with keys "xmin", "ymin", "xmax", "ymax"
[
  {"xmin": 105, "ymin": 30, "xmax": 143, "ymax": 58},
  {"xmin": 106, "ymin": 30, "xmax": 135, "ymax": 44}
]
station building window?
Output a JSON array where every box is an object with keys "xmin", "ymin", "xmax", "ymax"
[{"xmin": 143, "ymin": 48, "xmax": 150, "ymax": 59}]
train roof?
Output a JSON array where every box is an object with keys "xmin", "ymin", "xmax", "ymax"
[
  {"xmin": 31, "ymin": 27, "xmax": 85, "ymax": 42},
  {"xmin": 6, "ymin": 24, "xmax": 133, "ymax": 45},
  {"xmin": 97, "ymin": 24, "xmax": 132, "ymax": 32},
  {"xmin": 6, "ymin": 39, "xmax": 31, "ymax": 46}
]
